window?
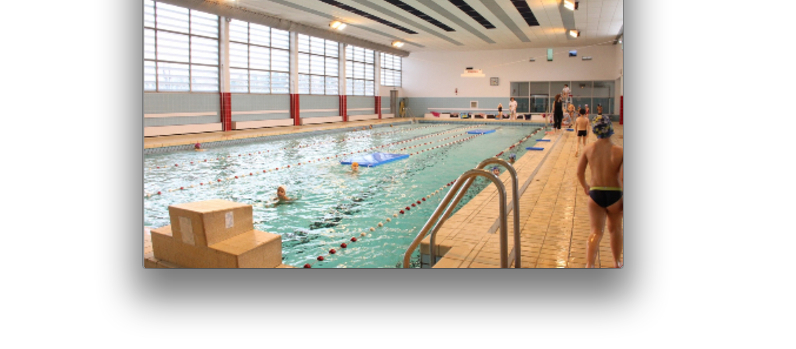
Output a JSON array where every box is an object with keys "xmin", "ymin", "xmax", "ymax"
[
  {"xmin": 144, "ymin": 0, "xmax": 219, "ymax": 92},
  {"xmin": 346, "ymin": 45, "xmax": 375, "ymax": 96},
  {"xmin": 229, "ymin": 20, "xmax": 290, "ymax": 94},
  {"xmin": 380, "ymin": 53, "xmax": 401, "ymax": 87},
  {"xmin": 298, "ymin": 34, "xmax": 339, "ymax": 95}
]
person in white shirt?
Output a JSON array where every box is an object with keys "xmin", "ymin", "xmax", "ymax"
[
  {"xmin": 562, "ymin": 84, "xmax": 571, "ymax": 104},
  {"xmin": 509, "ymin": 97, "xmax": 518, "ymax": 120}
]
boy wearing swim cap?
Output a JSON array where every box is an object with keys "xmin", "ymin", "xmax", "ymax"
[
  {"xmin": 576, "ymin": 115, "xmax": 623, "ymax": 268},
  {"xmin": 574, "ymin": 108, "xmax": 589, "ymax": 156},
  {"xmin": 351, "ymin": 162, "xmax": 359, "ymax": 173}
]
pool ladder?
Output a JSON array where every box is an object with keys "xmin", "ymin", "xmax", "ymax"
[{"xmin": 403, "ymin": 158, "xmax": 521, "ymax": 268}]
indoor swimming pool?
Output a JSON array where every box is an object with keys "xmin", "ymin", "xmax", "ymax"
[{"xmin": 144, "ymin": 122, "xmax": 545, "ymax": 268}]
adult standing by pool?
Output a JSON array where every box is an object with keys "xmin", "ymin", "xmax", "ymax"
[
  {"xmin": 509, "ymin": 97, "xmax": 518, "ymax": 120},
  {"xmin": 553, "ymin": 94, "xmax": 564, "ymax": 134}
]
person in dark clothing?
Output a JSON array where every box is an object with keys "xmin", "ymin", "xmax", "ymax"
[{"xmin": 553, "ymin": 94, "xmax": 564, "ymax": 134}]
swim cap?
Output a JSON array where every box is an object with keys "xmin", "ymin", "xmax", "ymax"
[
  {"xmin": 509, "ymin": 154, "xmax": 516, "ymax": 159},
  {"xmin": 352, "ymin": 162, "xmax": 359, "ymax": 166},
  {"xmin": 591, "ymin": 115, "xmax": 614, "ymax": 139}
]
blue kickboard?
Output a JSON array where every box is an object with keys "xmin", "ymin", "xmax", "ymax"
[
  {"xmin": 536, "ymin": 139, "xmax": 551, "ymax": 142},
  {"xmin": 467, "ymin": 129, "xmax": 496, "ymax": 134},
  {"xmin": 566, "ymin": 128, "xmax": 575, "ymax": 131},
  {"xmin": 526, "ymin": 147, "xmax": 544, "ymax": 151},
  {"xmin": 340, "ymin": 152, "xmax": 409, "ymax": 167}
]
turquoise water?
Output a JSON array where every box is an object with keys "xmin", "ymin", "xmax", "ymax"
[{"xmin": 144, "ymin": 122, "xmax": 544, "ymax": 268}]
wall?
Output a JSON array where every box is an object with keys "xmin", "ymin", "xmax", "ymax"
[
  {"xmin": 144, "ymin": 93, "xmax": 220, "ymax": 127},
  {"xmin": 402, "ymin": 45, "xmax": 618, "ymax": 98},
  {"xmin": 231, "ymin": 94, "xmax": 290, "ymax": 121}
]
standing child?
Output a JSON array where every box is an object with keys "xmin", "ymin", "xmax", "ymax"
[
  {"xmin": 574, "ymin": 108, "xmax": 589, "ymax": 156},
  {"xmin": 509, "ymin": 97, "xmax": 518, "ymax": 120},
  {"xmin": 576, "ymin": 115, "xmax": 623, "ymax": 268},
  {"xmin": 497, "ymin": 103, "xmax": 504, "ymax": 119}
]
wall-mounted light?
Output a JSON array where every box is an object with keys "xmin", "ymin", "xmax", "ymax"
[
  {"xmin": 564, "ymin": 0, "xmax": 578, "ymax": 11},
  {"xmin": 330, "ymin": 21, "xmax": 347, "ymax": 30},
  {"xmin": 569, "ymin": 29, "xmax": 580, "ymax": 38},
  {"xmin": 391, "ymin": 40, "xmax": 404, "ymax": 48}
]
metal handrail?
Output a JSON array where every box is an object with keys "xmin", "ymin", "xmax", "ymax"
[
  {"xmin": 426, "ymin": 158, "xmax": 521, "ymax": 268},
  {"xmin": 402, "ymin": 168, "xmax": 511, "ymax": 268}
]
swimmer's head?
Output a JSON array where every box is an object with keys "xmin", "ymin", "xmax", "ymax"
[
  {"xmin": 579, "ymin": 108, "xmax": 586, "ymax": 116},
  {"xmin": 277, "ymin": 186, "xmax": 286, "ymax": 196},
  {"xmin": 491, "ymin": 166, "xmax": 500, "ymax": 175},
  {"xmin": 352, "ymin": 162, "xmax": 359, "ymax": 171},
  {"xmin": 592, "ymin": 115, "xmax": 614, "ymax": 139}
]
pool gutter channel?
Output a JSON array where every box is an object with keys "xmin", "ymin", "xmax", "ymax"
[
  {"xmin": 144, "ymin": 120, "xmax": 413, "ymax": 155},
  {"xmin": 422, "ymin": 129, "xmax": 563, "ymax": 268}
]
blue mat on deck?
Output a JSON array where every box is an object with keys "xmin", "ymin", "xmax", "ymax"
[
  {"xmin": 467, "ymin": 129, "xmax": 496, "ymax": 134},
  {"xmin": 340, "ymin": 152, "xmax": 409, "ymax": 167},
  {"xmin": 536, "ymin": 139, "xmax": 551, "ymax": 142},
  {"xmin": 526, "ymin": 147, "xmax": 544, "ymax": 151}
]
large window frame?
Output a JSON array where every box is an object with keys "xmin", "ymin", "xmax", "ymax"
[
  {"xmin": 346, "ymin": 45, "xmax": 375, "ymax": 96},
  {"xmin": 380, "ymin": 53, "xmax": 402, "ymax": 87},
  {"xmin": 298, "ymin": 34, "xmax": 339, "ymax": 95},
  {"xmin": 228, "ymin": 20, "xmax": 290, "ymax": 94},
  {"xmin": 144, "ymin": 0, "xmax": 220, "ymax": 92}
]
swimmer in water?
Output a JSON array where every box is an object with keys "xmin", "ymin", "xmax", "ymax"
[
  {"xmin": 369, "ymin": 125, "xmax": 373, "ymax": 129},
  {"xmin": 194, "ymin": 142, "xmax": 206, "ymax": 152},
  {"xmin": 491, "ymin": 166, "xmax": 500, "ymax": 177},
  {"xmin": 276, "ymin": 186, "xmax": 291, "ymax": 201},
  {"xmin": 508, "ymin": 153, "xmax": 516, "ymax": 164},
  {"xmin": 351, "ymin": 162, "xmax": 359, "ymax": 173}
]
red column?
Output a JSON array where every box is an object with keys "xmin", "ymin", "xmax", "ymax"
[
  {"xmin": 339, "ymin": 95, "xmax": 348, "ymax": 122},
  {"xmin": 619, "ymin": 95, "xmax": 623, "ymax": 125},
  {"xmin": 220, "ymin": 92, "xmax": 232, "ymax": 131},
  {"xmin": 290, "ymin": 94, "xmax": 301, "ymax": 126},
  {"xmin": 376, "ymin": 96, "xmax": 382, "ymax": 119}
]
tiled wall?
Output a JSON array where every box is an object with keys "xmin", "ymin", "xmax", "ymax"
[
  {"xmin": 406, "ymin": 97, "xmax": 509, "ymax": 115},
  {"xmin": 347, "ymin": 96, "xmax": 375, "ymax": 116},
  {"xmin": 300, "ymin": 95, "xmax": 339, "ymax": 118},
  {"xmin": 144, "ymin": 93, "xmax": 220, "ymax": 127},
  {"xmin": 231, "ymin": 94, "xmax": 290, "ymax": 121}
]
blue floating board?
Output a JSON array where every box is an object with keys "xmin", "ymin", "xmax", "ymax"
[
  {"xmin": 566, "ymin": 128, "xmax": 575, "ymax": 131},
  {"xmin": 340, "ymin": 152, "xmax": 409, "ymax": 167},
  {"xmin": 536, "ymin": 139, "xmax": 551, "ymax": 142},
  {"xmin": 467, "ymin": 129, "xmax": 496, "ymax": 134},
  {"xmin": 526, "ymin": 147, "xmax": 544, "ymax": 151}
]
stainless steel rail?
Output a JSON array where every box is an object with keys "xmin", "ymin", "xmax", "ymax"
[
  {"xmin": 402, "ymin": 167, "xmax": 515, "ymax": 268},
  {"xmin": 427, "ymin": 158, "xmax": 521, "ymax": 268}
]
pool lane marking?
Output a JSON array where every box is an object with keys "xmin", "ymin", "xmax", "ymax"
[
  {"xmin": 145, "ymin": 124, "xmax": 486, "ymax": 197},
  {"xmin": 146, "ymin": 124, "xmax": 449, "ymax": 171},
  {"xmin": 302, "ymin": 177, "xmax": 459, "ymax": 268}
]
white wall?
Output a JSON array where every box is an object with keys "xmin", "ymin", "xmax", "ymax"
[{"xmin": 402, "ymin": 45, "xmax": 619, "ymax": 98}]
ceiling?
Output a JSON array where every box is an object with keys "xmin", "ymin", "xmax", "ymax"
[{"xmin": 231, "ymin": 0, "xmax": 623, "ymax": 52}]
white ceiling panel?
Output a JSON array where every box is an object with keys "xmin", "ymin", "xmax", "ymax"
[{"xmin": 227, "ymin": 0, "xmax": 622, "ymax": 52}]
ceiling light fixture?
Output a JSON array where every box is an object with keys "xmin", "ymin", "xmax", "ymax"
[
  {"xmin": 564, "ymin": 0, "xmax": 578, "ymax": 11},
  {"xmin": 330, "ymin": 21, "xmax": 347, "ymax": 30},
  {"xmin": 391, "ymin": 40, "xmax": 404, "ymax": 48},
  {"xmin": 569, "ymin": 29, "xmax": 580, "ymax": 38}
]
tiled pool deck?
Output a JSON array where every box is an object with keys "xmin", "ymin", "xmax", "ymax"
[
  {"xmin": 424, "ymin": 124, "xmax": 624, "ymax": 268},
  {"xmin": 143, "ymin": 118, "xmax": 623, "ymax": 268}
]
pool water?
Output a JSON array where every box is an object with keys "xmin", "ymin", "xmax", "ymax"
[{"xmin": 144, "ymin": 122, "xmax": 543, "ymax": 268}]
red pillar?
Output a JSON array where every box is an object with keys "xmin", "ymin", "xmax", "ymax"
[
  {"xmin": 619, "ymin": 95, "xmax": 623, "ymax": 125},
  {"xmin": 376, "ymin": 96, "xmax": 382, "ymax": 119},
  {"xmin": 290, "ymin": 94, "xmax": 301, "ymax": 126},
  {"xmin": 339, "ymin": 95, "xmax": 348, "ymax": 122},
  {"xmin": 220, "ymin": 92, "xmax": 232, "ymax": 131}
]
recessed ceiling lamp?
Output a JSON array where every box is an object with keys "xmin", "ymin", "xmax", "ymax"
[
  {"xmin": 564, "ymin": 0, "xmax": 578, "ymax": 11},
  {"xmin": 569, "ymin": 29, "xmax": 580, "ymax": 38},
  {"xmin": 330, "ymin": 21, "xmax": 347, "ymax": 30},
  {"xmin": 391, "ymin": 40, "xmax": 404, "ymax": 48}
]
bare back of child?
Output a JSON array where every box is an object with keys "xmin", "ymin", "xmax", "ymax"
[{"xmin": 577, "ymin": 115, "xmax": 623, "ymax": 268}]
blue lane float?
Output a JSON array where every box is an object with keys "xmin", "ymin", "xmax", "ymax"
[
  {"xmin": 467, "ymin": 129, "xmax": 496, "ymax": 135},
  {"xmin": 536, "ymin": 139, "xmax": 551, "ymax": 142},
  {"xmin": 340, "ymin": 152, "xmax": 409, "ymax": 167},
  {"xmin": 526, "ymin": 147, "xmax": 544, "ymax": 151}
]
